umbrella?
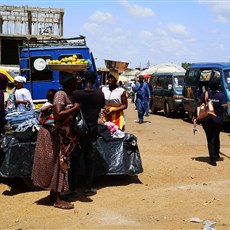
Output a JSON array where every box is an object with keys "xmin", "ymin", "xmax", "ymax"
[
  {"xmin": 154, "ymin": 63, "xmax": 186, "ymax": 73},
  {"xmin": 140, "ymin": 66, "xmax": 157, "ymax": 75},
  {"xmin": 123, "ymin": 69, "xmax": 141, "ymax": 76},
  {"xmin": 143, "ymin": 74, "xmax": 151, "ymax": 79},
  {"xmin": 118, "ymin": 75, "xmax": 128, "ymax": 82},
  {"xmin": 120, "ymin": 69, "xmax": 140, "ymax": 82},
  {"xmin": 140, "ymin": 63, "xmax": 185, "ymax": 75}
]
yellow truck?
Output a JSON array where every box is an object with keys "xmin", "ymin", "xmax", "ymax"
[{"xmin": 0, "ymin": 66, "xmax": 19, "ymax": 102}]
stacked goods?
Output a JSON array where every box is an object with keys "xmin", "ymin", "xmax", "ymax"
[
  {"xmin": 48, "ymin": 54, "xmax": 88, "ymax": 65},
  {"xmin": 47, "ymin": 54, "xmax": 89, "ymax": 72}
]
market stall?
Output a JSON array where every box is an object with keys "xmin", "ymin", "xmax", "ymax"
[
  {"xmin": 0, "ymin": 128, "xmax": 143, "ymax": 178},
  {"xmin": 0, "ymin": 62, "xmax": 143, "ymax": 187}
]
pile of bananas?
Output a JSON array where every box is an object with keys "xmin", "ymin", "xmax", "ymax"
[{"xmin": 48, "ymin": 54, "xmax": 88, "ymax": 65}]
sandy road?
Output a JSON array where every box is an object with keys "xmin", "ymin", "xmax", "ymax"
[{"xmin": 0, "ymin": 99, "xmax": 230, "ymax": 229}]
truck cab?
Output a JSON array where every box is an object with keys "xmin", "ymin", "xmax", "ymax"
[{"xmin": 19, "ymin": 36, "xmax": 98, "ymax": 108}]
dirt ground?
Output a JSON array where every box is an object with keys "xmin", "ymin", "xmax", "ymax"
[{"xmin": 1, "ymin": 99, "xmax": 230, "ymax": 230}]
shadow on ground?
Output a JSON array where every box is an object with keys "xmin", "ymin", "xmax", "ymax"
[
  {"xmin": 0, "ymin": 175, "xmax": 142, "ymax": 196},
  {"xmin": 192, "ymin": 156, "xmax": 224, "ymax": 163}
]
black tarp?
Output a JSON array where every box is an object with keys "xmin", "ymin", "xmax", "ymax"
[{"xmin": 0, "ymin": 132, "xmax": 143, "ymax": 178}]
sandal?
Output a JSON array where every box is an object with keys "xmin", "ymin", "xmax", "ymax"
[{"xmin": 53, "ymin": 201, "xmax": 74, "ymax": 209}]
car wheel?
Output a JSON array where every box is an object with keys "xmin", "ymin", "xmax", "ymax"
[
  {"xmin": 151, "ymin": 106, "xmax": 158, "ymax": 114},
  {"xmin": 188, "ymin": 111, "xmax": 194, "ymax": 122},
  {"xmin": 164, "ymin": 102, "xmax": 171, "ymax": 117}
]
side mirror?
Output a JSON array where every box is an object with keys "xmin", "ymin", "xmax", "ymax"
[{"xmin": 168, "ymin": 84, "xmax": 172, "ymax": 90}]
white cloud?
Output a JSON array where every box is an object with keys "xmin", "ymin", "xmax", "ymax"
[
  {"xmin": 166, "ymin": 24, "xmax": 189, "ymax": 37},
  {"xmin": 198, "ymin": 1, "xmax": 230, "ymax": 23},
  {"xmin": 119, "ymin": 0, "xmax": 155, "ymax": 18},
  {"xmin": 83, "ymin": 22, "xmax": 99, "ymax": 33},
  {"xmin": 89, "ymin": 11, "xmax": 115, "ymax": 24}
]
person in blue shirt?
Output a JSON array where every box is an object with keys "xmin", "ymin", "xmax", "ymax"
[
  {"xmin": 198, "ymin": 75, "xmax": 227, "ymax": 166},
  {"xmin": 133, "ymin": 75, "xmax": 151, "ymax": 124}
]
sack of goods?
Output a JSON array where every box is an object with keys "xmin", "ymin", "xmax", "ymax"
[{"xmin": 196, "ymin": 91, "xmax": 216, "ymax": 122}]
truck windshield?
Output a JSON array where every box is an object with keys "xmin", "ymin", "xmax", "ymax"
[
  {"xmin": 7, "ymin": 71, "xmax": 16, "ymax": 78},
  {"xmin": 224, "ymin": 69, "xmax": 230, "ymax": 90},
  {"xmin": 173, "ymin": 76, "xmax": 184, "ymax": 88}
]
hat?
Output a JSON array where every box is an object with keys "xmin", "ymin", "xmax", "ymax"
[
  {"xmin": 14, "ymin": 76, "xmax": 27, "ymax": 83},
  {"xmin": 109, "ymin": 70, "xmax": 119, "ymax": 81},
  {"xmin": 59, "ymin": 71, "xmax": 75, "ymax": 85}
]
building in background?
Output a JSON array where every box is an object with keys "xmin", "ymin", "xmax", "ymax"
[{"xmin": 0, "ymin": 5, "xmax": 64, "ymax": 65}]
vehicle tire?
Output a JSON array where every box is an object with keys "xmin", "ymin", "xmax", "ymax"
[
  {"xmin": 151, "ymin": 106, "xmax": 158, "ymax": 114},
  {"xmin": 164, "ymin": 102, "xmax": 171, "ymax": 117},
  {"xmin": 188, "ymin": 111, "xmax": 194, "ymax": 122},
  {"xmin": 22, "ymin": 177, "xmax": 42, "ymax": 191}
]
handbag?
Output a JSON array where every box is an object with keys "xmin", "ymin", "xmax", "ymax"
[
  {"xmin": 196, "ymin": 91, "xmax": 216, "ymax": 121},
  {"xmin": 73, "ymin": 109, "xmax": 89, "ymax": 135}
]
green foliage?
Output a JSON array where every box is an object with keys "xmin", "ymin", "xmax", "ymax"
[{"xmin": 181, "ymin": 62, "xmax": 191, "ymax": 70}]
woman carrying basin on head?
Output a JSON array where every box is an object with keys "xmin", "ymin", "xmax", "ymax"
[{"xmin": 101, "ymin": 70, "xmax": 128, "ymax": 131}]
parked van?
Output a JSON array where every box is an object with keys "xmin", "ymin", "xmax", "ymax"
[
  {"xmin": 19, "ymin": 36, "xmax": 98, "ymax": 108},
  {"xmin": 182, "ymin": 62, "xmax": 230, "ymax": 121},
  {"xmin": 149, "ymin": 72, "xmax": 185, "ymax": 117}
]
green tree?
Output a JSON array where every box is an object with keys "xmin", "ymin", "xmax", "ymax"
[{"xmin": 181, "ymin": 62, "xmax": 191, "ymax": 70}]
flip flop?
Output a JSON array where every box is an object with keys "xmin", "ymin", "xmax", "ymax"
[{"xmin": 53, "ymin": 202, "xmax": 74, "ymax": 209}]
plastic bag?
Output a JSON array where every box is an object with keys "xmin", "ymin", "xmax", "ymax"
[{"xmin": 73, "ymin": 109, "xmax": 88, "ymax": 136}]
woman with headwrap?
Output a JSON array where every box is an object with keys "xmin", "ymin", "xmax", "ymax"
[
  {"xmin": 0, "ymin": 73, "xmax": 8, "ymax": 134},
  {"xmin": 13, "ymin": 76, "xmax": 35, "ymax": 112},
  {"xmin": 32, "ymin": 71, "xmax": 80, "ymax": 209},
  {"xmin": 101, "ymin": 70, "xmax": 128, "ymax": 131}
]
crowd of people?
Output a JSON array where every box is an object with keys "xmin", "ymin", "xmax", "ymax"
[
  {"xmin": 0, "ymin": 69, "xmax": 129, "ymax": 209},
  {"xmin": 0, "ymin": 69, "xmax": 228, "ymax": 209}
]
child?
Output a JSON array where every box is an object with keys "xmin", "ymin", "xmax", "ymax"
[{"xmin": 38, "ymin": 89, "xmax": 57, "ymax": 125}]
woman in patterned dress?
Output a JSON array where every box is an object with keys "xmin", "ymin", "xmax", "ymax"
[{"xmin": 32, "ymin": 72, "xmax": 80, "ymax": 209}]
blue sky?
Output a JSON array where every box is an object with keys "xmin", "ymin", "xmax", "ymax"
[{"xmin": 2, "ymin": 0, "xmax": 230, "ymax": 69}]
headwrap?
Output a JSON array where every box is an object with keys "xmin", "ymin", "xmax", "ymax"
[
  {"xmin": 0, "ymin": 73, "xmax": 8, "ymax": 90},
  {"xmin": 59, "ymin": 71, "xmax": 75, "ymax": 85},
  {"xmin": 109, "ymin": 70, "xmax": 119, "ymax": 81},
  {"xmin": 14, "ymin": 76, "xmax": 27, "ymax": 83}
]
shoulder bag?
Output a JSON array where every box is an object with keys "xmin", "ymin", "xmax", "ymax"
[{"xmin": 196, "ymin": 91, "xmax": 216, "ymax": 122}]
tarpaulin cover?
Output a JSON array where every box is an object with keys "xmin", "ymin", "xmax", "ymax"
[
  {"xmin": 0, "ymin": 135, "xmax": 36, "ymax": 178},
  {"xmin": 96, "ymin": 133, "xmax": 143, "ymax": 175},
  {"xmin": 0, "ymin": 132, "xmax": 143, "ymax": 178}
]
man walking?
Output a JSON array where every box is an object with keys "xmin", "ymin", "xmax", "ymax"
[{"xmin": 133, "ymin": 75, "xmax": 151, "ymax": 124}]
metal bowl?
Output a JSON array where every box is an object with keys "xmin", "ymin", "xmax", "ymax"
[{"xmin": 104, "ymin": 59, "xmax": 129, "ymax": 71}]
